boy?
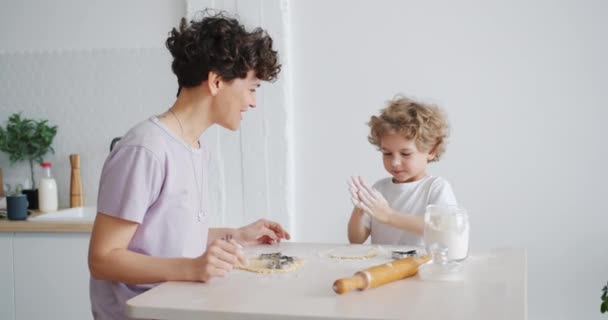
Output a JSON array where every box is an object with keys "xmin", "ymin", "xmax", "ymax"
[{"xmin": 348, "ymin": 96, "xmax": 457, "ymax": 245}]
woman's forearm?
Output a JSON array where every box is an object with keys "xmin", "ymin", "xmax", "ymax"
[
  {"xmin": 208, "ymin": 227, "xmax": 239, "ymax": 244},
  {"xmin": 89, "ymin": 249, "xmax": 195, "ymax": 284}
]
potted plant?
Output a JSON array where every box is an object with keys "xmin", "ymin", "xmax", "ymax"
[
  {"xmin": 602, "ymin": 281, "xmax": 608, "ymax": 314},
  {"xmin": 0, "ymin": 113, "xmax": 58, "ymax": 209}
]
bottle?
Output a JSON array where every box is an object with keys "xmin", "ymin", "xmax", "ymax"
[
  {"xmin": 423, "ymin": 204, "xmax": 470, "ymax": 261},
  {"xmin": 38, "ymin": 162, "xmax": 58, "ymax": 212}
]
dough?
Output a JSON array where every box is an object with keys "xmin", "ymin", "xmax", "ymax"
[
  {"xmin": 237, "ymin": 256, "xmax": 304, "ymax": 273},
  {"xmin": 328, "ymin": 246, "xmax": 379, "ymax": 260}
]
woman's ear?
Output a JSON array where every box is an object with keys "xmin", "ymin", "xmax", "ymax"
[{"xmin": 207, "ymin": 71, "xmax": 222, "ymax": 96}]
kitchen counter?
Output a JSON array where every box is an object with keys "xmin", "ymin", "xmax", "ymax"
[
  {"xmin": 0, "ymin": 206, "xmax": 95, "ymax": 233},
  {"xmin": 127, "ymin": 242, "xmax": 527, "ymax": 320}
]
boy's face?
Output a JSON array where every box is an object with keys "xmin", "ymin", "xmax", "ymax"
[
  {"xmin": 213, "ymin": 70, "xmax": 261, "ymax": 131},
  {"xmin": 380, "ymin": 133, "xmax": 435, "ymax": 183}
]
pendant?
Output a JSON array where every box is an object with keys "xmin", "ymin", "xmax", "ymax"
[{"xmin": 197, "ymin": 211, "xmax": 204, "ymax": 222}]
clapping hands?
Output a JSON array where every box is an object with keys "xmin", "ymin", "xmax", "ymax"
[{"xmin": 348, "ymin": 176, "xmax": 393, "ymax": 224}]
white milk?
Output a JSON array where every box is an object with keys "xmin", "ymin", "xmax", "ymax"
[
  {"xmin": 424, "ymin": 208, "xmax": 469, "ymax": 261},
  {"xmin": 38, "ymin": 163, "xmax": 58, "ymax": 212}
]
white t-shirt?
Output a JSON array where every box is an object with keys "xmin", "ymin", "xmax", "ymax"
[{"xmin": 364, "ymin": 175, "xmax": 457, "ymax": 246}]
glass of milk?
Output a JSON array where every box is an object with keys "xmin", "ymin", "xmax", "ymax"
[{"xmin": 423, "ymin": 205, "xmax": 469, "ymax": 262}]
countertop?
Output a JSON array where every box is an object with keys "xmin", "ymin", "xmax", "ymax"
[
  {"xmin": 0, "ymin": 206, "xmax": 95, "ymax": 233},
  {"xmin": 127, "ymin": 242, "xmax": 527, "ymax": 320}
]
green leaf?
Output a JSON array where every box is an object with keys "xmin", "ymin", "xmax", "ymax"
[{"xmin": 0, "ymin": 113, "xmax": 58, "ymax": 184}]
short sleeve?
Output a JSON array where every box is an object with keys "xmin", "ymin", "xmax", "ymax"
[
  {"xmin": 428, "ymin": 177, "xmax": 458, "ymax": 206},
  {"xmin": 97, "ymin": 146, "xmax": 164, "ymax": 223}
]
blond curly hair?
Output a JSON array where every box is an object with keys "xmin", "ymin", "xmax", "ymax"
[{"xmin": 368, "ymin": 96, "xmax": 449, "ymax": 162}]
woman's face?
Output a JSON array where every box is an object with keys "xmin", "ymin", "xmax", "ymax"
[{"xmin": 212, "ymin": 70, "xmax": 260, "ymax": 131}]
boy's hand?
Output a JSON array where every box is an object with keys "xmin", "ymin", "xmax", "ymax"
[{"xmin": 349, "ymin": 176, "xmax": 394, "ymax": 224}]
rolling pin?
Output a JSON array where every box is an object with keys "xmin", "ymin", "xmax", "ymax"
[
  {"xmin": 333, "ymin": 255, "xmax": 430, "ymax": 294},
  {"xmin": 69, "ymin": 154, "xmax": 83, "ymax": 207}
]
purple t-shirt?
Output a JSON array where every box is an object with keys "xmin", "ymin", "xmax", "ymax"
[{"xmin": 90, "ymin": 116, "xmax": 210, "ymax": 320}]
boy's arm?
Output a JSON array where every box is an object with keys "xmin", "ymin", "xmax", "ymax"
[
  {"xmin": 385, "ymin": 211, "xmax": 424, "ymax": 235},
  {"xmin": 353, "ymin": 177, "xmax": 424, "ymax": 235},
  {"xmin": 357, "ymin": 205, "xmax": 424, "ymax": 235},
  {"xmin": 348, "ymin": 206, "xmax": 371, "ymax": 244}
]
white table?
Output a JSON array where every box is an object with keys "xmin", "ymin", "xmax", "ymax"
[{"xmin": 126, "ymin": 242, "xmax": 526, "ymax": 320}]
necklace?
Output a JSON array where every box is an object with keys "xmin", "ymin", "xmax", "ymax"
[{"xmin": 169, "ymin": 109, "xmax": 205, "ymax": 223}]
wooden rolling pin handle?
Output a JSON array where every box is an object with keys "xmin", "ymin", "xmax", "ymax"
[{"xmin": 333, "ymin": 273, "xmax": 368, "ymax": 294}]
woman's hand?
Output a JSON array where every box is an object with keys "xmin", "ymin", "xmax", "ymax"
[
  {"xmin": 191, "ymin": 238, "xmax": 248, "ymax": 282},
  {"xmin": 235, "ymin": 219, "xmax": 291, "ymax": 245}
]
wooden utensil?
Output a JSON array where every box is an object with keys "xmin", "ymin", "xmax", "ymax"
[
  {"xmin": 69, "ymin": 154, "xmax": 83, "ymax": 207},
  {"xmin": 333, "ymin": 255, "xmax": 430, "ymax": 294},
  {"xmin": 0, "ymin": 167, "xmax": 4, "ymax": 197}
]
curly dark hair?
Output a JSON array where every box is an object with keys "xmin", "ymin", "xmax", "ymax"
[{"xmin": 165, "ymin": 10, "xmax": 281, "ymax": 89}]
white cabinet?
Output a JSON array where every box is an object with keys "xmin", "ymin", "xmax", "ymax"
[
  {"xmin": 13, "ymin": 233, "xmax": 91, "ymax": 320},
  {"xmin": 0, "ymin": 233, "xmax": 15, "ymax": 320}
]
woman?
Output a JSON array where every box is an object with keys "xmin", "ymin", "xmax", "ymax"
[{"xmin": 88, "ymin": 11, "xmax": 289, "ymax": 319}]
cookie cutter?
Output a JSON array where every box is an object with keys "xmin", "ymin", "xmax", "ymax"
[
  {"xmin": 259, "ymin": 252, "xmax": 296, "ymax": 270},
  {"xmin": 391, "ymin": 249, "xmax": 418, "ymax": 259}
]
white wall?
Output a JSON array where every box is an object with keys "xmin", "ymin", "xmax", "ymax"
[
  {"xmin": 186, "ymin": 0, "xmax": 295, "ymax": 233},
  {"xmin": 0, "ymin": 0, "xmax": 186, "ymax": 208},
  {"xmin": 291, "ymin": 1, "xmax": 608, "ymax": 319},
  {"xmin": 0, "ymin": 0, "xmax": 184, "ymax": 51},
  {"xmin": 0, "ymin": 2, "xmax": 185, "ymax": 319},
  {"xmin": 1, "ymin": 0, "xmax": 607, "ymax": 319},
  {"xmin": 0, "ymin": 0, "xmax": 294, "ymax": 232}
]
